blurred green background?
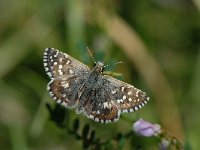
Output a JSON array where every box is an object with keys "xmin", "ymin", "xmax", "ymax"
[{"xmin": 0, "ymin": 0, "xmax": 199, "ymax": 149}]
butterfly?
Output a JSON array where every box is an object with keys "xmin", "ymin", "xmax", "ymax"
[{"xmin": 43, "ymin": 48, "xmax": 149, "ymax": 123}]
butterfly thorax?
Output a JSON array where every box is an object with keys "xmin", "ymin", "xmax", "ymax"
[{"xmin": 92, "ymin": 61, "xmax": 104, "ymax": 74}]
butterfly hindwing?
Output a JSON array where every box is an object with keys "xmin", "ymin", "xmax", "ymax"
[
  {"xmin": 74, "ymin": 74, "xmax": 121, "ymax": 123},
  {"xmin": 87, "ymin": 104, "xmax": 121, "ymax": 123},
  {"xmin": 47, "ymin": 76, "xmax": 85, "ymax": 108},
  {"xmin": 81, "ymin": 74, "xmax": 149, "ymax": 123}
]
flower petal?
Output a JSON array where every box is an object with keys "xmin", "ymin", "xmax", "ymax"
[{"xmin": 133, "ymin": 119, "xmax": 161, "ymax": 137}]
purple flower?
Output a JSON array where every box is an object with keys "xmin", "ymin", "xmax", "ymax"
[
  {"xmin": 133, "ymin": 119, "xmax": 161, "ymax": 137},
  {"xmin": 159, "ymin": 138, "xmax": 170, "ymax": 150}
]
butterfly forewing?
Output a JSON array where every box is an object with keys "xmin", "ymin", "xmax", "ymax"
[
  {"xmin": 104, "ymin": 75, "xmax": 149, "ymax": 113},
  {"xmin": 44, "ymin": 48, "xmax": 91, "ymax": 107},
  {"xmin": 43, "ymin": 48, "xmax": 90, "ymax": 79}
]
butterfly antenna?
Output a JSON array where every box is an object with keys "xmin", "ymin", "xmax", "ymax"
[
  {"xmin": 114, "ymin": 61, "xmax": 124, "ymax": 65},
  {"xmin": 104, "ymin": 61, "xmax": 124, "ymax": 68},
  {"xmin": 86, "ymin": 47, "xmax": 96, "ymax": 64}
]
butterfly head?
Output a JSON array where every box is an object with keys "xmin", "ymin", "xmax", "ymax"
[{"xmin": 92, "ymin": 61, "xmax": 104, "ymax": 73}]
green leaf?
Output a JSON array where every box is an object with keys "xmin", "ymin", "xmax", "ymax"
[
  {"xmin": 73, "ymin": 118, "xmax": 79, "ymax": 132},
  {"xmin": 117, "ymin": 133, "xmax": 125, "ymax": 150},
  {"xmin": 82, "ymin": 124, "xmax": 90, "ymax": 140},
  {"xmin": 89, "ymin": 130, "xmax": 96, "ymax": 142},
  {"xmin": 46, "ymin": 103, "xmax": 53, "ymax": 117},
  {"xmin": 104, "ymin": 140, "xmax": 113, "ymax": 150}
]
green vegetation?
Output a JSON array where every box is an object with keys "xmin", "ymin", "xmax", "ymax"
[{"xmin": 0, "ymin": 0, "xmax": 199, "ymax": 149}]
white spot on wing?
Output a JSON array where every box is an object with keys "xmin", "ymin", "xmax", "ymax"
[
  {"xmin": 44, "ymin": 63, "xmax": 47, "ymax": 66},
  {"xmin": 54, "ymin": 62, "xmax": 58, "ymax": 65},
  {"xmin": 111, "ymin": 90, "xmax": 116, "ymax": 94},
  {"xmin": 47, "ymin": 85, "xmax": 50, "ymax": 90},
  {"xmin": 123, "ymin": 95, "xmax": 126, "ymax": 100},
  {"xmin": 66, "ymin": 60, "xmax": 70, "ymax": 64},
  {"xmin": 57, "ymin": 99, "xmax": 61, "ymax": 104},
  {"xmin": 61, "ymin": 102, "xmax": 68, "ymax": 107},
  {"xmin": 103, "ymin": 102, "xmax": 111, "ymax": 108},
  {"xmin": 117, "ymin": 99, "xmax": 123, "ymax": 103},
  {"xmin": 95, "ymin": 118, "xmax": 99, "ymax": 122},
  {"xmin": 89, "ymin": 115, "xmax": 94, "ymax": 120},
  {"xmin": 105, "ymin": 120, "xmax": 111, "ymax": 123},
  {"xmin": 47, "ymin": 72, "xmax": 52, "ymax": 77},
  {"xmin": 45, "ymin": 67, "xmax": 49, "ymax": 71},
  {"xmin": 64, "ymin": 54, "xmax": 68, "ymax": 58},
  {"xmin": 123, "ymin": 109, "xmax": 128, "ymax": 113},
  {"xmin": 129, "ymin": 108, "xmax": 134, "ymax": 112},
  {"xmin": 49, "ymin": 91, "xmax": 54, "ymax": 97},
  {"xmin": 58, "ymin": 65, "xmax": 62, "ymax": 69},
  {"xmin": 62, "ymin": 83, "xmax": 69, "ymax": 88},
  {"xmin": 134, "ymin": 106, "xmax": 138, "ymax": 111},
  {"xmin": 54, "ymin": 53, "xmax": 58, "ymax": 57},
  {"xmin": 136, "ymin": 90, "xmax": 140, "ymax": 97},
  {"xmin": 114, "ymin": 118, "xmax": 119, "ymax": 122},
  {"xmin": 69, "ymin": 69, "xmax": 74, "ymax": 74},
  {"xmin": 62, "ymin": 93, "xmax": 66, "ymax": 97},
  {"xmin": 58, "ymin": 70, "xmax": 63, "ymax": 75},
  {"xmin": 121, "ymin": 87, "xmax": 125, "ymax": 92},
  {"xmin": 128, "ymin": 91, "xmax": 132, "ymax": 95}
]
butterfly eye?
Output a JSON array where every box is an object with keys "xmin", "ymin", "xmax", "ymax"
[{"xmin": 102, "ymin": 67, "xmax": 105, "ymax": 73}]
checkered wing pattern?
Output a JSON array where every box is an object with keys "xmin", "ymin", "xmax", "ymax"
[
  {"xmin": 85, "ymin": 75, "xmax": 149, "ymax": 123},
  {"xmin": 78, "ymin": 80, "xmax": 121, "ymax": 123},
  {"xmin": 86, "ymin": 104, "xmax": 120, "ymax": 123},
  {"xmin": 43, "ymin": 48, "xmax": 90, "ymax": 79},
  {"xmin": 105, "ymin": 76, "xmax": 149, "ymax": 113},
  {"xmin": 43, "ymin": 48, "xmax": 149, "ymax": 123},
  {"xmin": 43, "ymin": 48, "xmax": 90, "ymax": 107}
]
